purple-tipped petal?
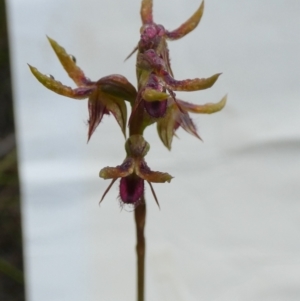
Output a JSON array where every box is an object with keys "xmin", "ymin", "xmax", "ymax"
[
  {"xmin": 178, "ymin": 112, "xmax": 202, "ymax": 140},
  {"xmin": 157, "ymin": 101, "xmax": 178, "ymax": 150},
  {"xmin": 87, "ymin": 93, "xmax": 107, "ymax": 141}
]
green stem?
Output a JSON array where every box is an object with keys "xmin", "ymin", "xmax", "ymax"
[
  {"xmin": 134, "ymin": 197, "xmax": 146, "ymax": 301},
  {"xmin": 129, "ymin": 78, "xmax": 148, "ymax": 301}
]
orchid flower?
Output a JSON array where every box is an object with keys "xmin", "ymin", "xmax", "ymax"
[
  {"xmin": 99, "ymin": 135, "xmax": 172, "ymax": 208},
  {"xmin": 29, "ymin": 37, "xmax": 137, "ymax": 141},
  {"xmin": 29, "ymin": 1, "xmax": 227, "ymax": 300}
]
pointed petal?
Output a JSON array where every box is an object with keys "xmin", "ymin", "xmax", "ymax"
[
  {"xmin": 97, "ymin": 74, "xmax": 137, "ymax": 103},
  {"xmin": 140, "ymin": 0, "xmax": 153, "ymax": 24},
  {"xmin": 136, "ymin": 159, "xmax": 173, "ymax": 183},
  {"xmin": 178, "ymin": 111, "xmax": 202, "ymax": 140},
  {"xmin": 147, "ymin": 181, "xmax": 160, "ymax": 209},
  {"xmin": 29, "ymin": 64, "xmax": 93, "ymax": 99},
  {"xmin": 142, "ymin": 88, "xmax": 169, "ymax": 102},
  {"xmin": 156, "ymin": 102, "xmax": 178, "ymax": 150},
  {"xmin": 47, "ymin": 36, "xmax": 90, "ymax": 86},
  {"xmin": 103, "ymin": 95, "xmax": 127, "ymax": 138},
  {"xmin": 166, "ymin": 1, "xmax": 204, "ymax": 40},
  {"xmin": 124, "ymin": 45, "xmax": 138, "ymax": 61},
  {"xmin": 138, "ymin": 50, "xmax": 220, "ymax": 92},
  {"xmin": 178, "ymin": 94, "xmax": 227, "ymax": 114},
  {"xmin": 87, "ymin": 92, "xmax": 107, "ymax": 141},
  {"xmin": 163, "ymin": 72, "xmax": 221, "ymax": 91},
  {"xmin": 99, "ymin": 157, "xmax": 134, "ymax": 179},
  {"xmin": 99, "ymin": 178, "xmax": 118, "ymax": 204}
]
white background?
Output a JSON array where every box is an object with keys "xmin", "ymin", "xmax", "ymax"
[{"xmin": 6, "ymin": 0, "xmax": 300, "ymax": 300}]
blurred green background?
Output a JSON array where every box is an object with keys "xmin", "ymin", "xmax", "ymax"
[{"xmin": 0, "ymin": 0, "xmax": 25, "ymax": 300}]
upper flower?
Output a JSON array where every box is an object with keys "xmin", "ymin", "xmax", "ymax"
[
  {"xmin": 127, "ymin": 0, "xmax": 225, "ymax": 134},
  {"xmin": 29, "ymin": 37, "xmax": 137, "ymax": 141}
]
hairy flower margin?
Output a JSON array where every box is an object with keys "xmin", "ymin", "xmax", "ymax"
[{"xmin": 29, "ymin": 0, "xmax": 226, "ymax": 208}]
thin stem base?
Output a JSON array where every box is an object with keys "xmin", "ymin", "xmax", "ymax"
[{"xmin": 134, "ymin": 198, "xmax": 146, "ymax": 301}]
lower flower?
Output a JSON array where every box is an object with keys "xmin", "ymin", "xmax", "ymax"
[{"xmin": 99, "ymin": 135, "xmax": 173, "ymax": 208}]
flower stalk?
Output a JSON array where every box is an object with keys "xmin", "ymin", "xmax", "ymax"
[
  {"xmin": 29, "ymin": 0, "xmax": 226, "ymax": 300},
  {"xmin": 135, "ymin": 199, "xmax": 146, "ymax": 301}
]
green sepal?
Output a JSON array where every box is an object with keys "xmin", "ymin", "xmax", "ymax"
[
  {"xmin": 142, "ymin": 88, "xmax": 169, "ymax": 102},
  {"xmin": 47, "ymin": 36, "xmax": 87, "ymax": 86},
  {"xmin": 28, "ymin": 64, "xmax": 93, "ymax": 99}
]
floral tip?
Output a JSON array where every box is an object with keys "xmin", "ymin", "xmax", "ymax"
[
  {"xmin": 147, "ymin": 181, "xmax": 160, "ymax": 209},
  {"xmin": 179, "ymin": 94, "xmax": 227, "ymax": 114},
  {"xmin": 166, "ymin": 1, "xmax": 205, "ymax": 40},
  {"xmin": 46, "ymin": 36, "xmax": 88, "ymax": 86},
  {"xmin": 141, "ymin": 0, "xmax": 153, "ymax": 24}
]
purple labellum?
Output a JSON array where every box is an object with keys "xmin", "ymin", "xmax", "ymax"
[
  {"xmin": 119, "ymin": 174, "xmax": 144, "ymax": 205},
  {"xmin": 144, "ymin": 99, "xmax": 167, "ymax": 118}
]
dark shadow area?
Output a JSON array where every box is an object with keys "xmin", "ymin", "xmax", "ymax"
[{"xmin": 0, "ymin": 0, "xmax": 25, "ymax": 300}]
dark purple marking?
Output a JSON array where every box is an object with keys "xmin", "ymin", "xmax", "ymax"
[
  {"xmin": 120, "ymin": 175, "xmax": 144, "ymax": 204},
  {"xmin": 144, "ymin": 99, "xmax": 167, "ymax": 118}
]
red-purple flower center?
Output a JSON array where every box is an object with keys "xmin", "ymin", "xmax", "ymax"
[
  {"xmin": 119, "ymin": 174, "xmax": 144, "ymax": 204},
  {"xmin": 140, "ymin": 24, "xmax": 166, "ymax": 51},
  {"xmin": 144, "ymin": 99, "xmax": 167, "ymax": 118}
]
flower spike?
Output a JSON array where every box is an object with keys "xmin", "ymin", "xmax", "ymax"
[
  {"xmin": 30, "ymin": 0, "xmax": 227, "ymax": 211},
  {"xmin": 29, "ymin": 3, "xmax": 228, "ymax": 300}
]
